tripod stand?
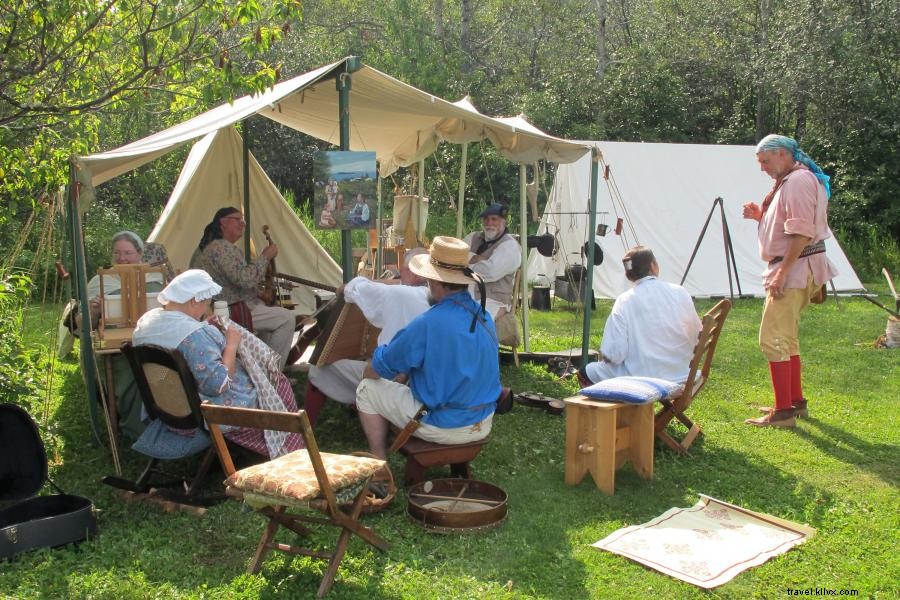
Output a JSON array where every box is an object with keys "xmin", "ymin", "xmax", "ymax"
[{"xmin": 681, "ymin": 196, "xmax": 743, "ymax": 300}]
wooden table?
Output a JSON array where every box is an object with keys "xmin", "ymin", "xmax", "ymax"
[{"xmin": 563, "ymin": 395, "xmax": 654, "ymax": 495}]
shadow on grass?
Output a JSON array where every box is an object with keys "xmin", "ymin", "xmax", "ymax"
[
  {"xmin": 794, "ymin": 418, "xmax": 898, "ymax": 488},
  {"xmin": 6, "ymin": 357, "xmax": 838, "ymax": 599}
]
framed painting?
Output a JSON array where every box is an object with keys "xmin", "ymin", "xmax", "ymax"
[{"xmin": 313, "ymin": 151, "xmax": 377, "ymax": 230}]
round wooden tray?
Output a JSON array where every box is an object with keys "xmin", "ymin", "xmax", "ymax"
[{"xmin": 406, "ymin": 478, "xmax": 507, "ymax": 534}]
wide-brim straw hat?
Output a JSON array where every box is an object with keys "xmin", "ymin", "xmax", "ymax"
[{"xmin": 409, "ymin": 236, "xmax": 475, "ymax": 285}]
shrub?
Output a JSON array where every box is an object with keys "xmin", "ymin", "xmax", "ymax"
[{"xmin": 0, "ymin": 270, "xmax": 41, "ymax": 412}]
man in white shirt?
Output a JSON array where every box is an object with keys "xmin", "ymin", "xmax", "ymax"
[
  {"xmin": 304, "ymin": 248, "xmax": 429, "ymax": 426},
  {"xmin": 578, "ymin": 246, "xmax": 702, "ymax": 386},
  {"xmin": 463, "ymin": 203, "xmax": 522, "ymax": 320}
]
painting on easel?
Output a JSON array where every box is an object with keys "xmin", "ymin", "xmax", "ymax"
[{"xmin": 313, "ymin": 151, "xmax": 377, "ymax": 230}]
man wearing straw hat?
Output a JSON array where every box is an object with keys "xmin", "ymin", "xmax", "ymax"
[
  {"xmin": 742, "ymin": 134, "xmax": 838, "ymax": 428},
  {"xmin": 356, "ymin": 236, "xmax": 503, "ymax": 459}
]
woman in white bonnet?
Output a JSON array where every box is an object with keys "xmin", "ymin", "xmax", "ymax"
[{"xmin": 133, "ymin": 269, "xmax": 304, "ymax": 457}]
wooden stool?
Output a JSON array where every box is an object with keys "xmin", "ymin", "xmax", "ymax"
[
  {"xmin": 563, "ymin": 396, "xmax": 654, "ymax": 494},
  {"xmin": 395, "ymin": 437, "xmax": 489, "ymax": 485}
]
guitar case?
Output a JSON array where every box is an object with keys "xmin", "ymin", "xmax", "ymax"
[{"xmin": 0, "ymin": 403, "xmax": 98, "ymax": 559}]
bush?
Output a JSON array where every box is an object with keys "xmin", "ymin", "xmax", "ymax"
[
  {"xmin": 835, "ymin": 227, "xmax": 900, "ymax": 283},
  {"xmin": 0, "ymin": 270, "xmax": 41, "ymax": 411}
]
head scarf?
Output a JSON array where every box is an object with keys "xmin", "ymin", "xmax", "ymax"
[
  {"xmin": 111, "ymin": 230, "xmax": 144, "ymax": 254},
  {"xmin": 157, "ymin": 269, "xmax": 221, "ymax": 305},
  {"xmin": 756, "ymin": 134, "xmax": 831, "ymax": 199}
]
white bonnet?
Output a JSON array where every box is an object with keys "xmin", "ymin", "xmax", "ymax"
[{"xmin": 157, "ymin": 269, "xmax": 221, "ymax": 305}]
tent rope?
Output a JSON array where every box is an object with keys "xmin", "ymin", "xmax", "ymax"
[
  {"xmin": 429, "ymin": 148, "xmax": 457, "ymax": 210},
  {"xmin": 597, "ymin": 156, "xmax": 639, "ymax": 251}
]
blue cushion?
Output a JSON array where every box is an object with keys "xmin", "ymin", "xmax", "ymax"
[{"xmin": 579, "ymin": 376, "xmax": 682, "ymax": 404}]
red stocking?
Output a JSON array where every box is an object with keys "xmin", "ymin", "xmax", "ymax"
[
  {"xmin": 768, "ymin": 361, "xmax": 793, "ymax": 410},
  {"xmin": 303, "ymin": 381, "xmax": 327, "ymax": 428},
  {"xmin": 790, "ymin": 355, "xmax": 803, "ymax": 402}
]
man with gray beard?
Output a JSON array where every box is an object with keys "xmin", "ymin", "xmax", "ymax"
[{"xmin": 463, "ymin": 203, "xmax": 521, "ymax": 320}]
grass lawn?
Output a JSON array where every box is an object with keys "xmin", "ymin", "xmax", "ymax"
[{"xmin": 3, "ymin": 289, "xmax": 897, "ymax": 599}]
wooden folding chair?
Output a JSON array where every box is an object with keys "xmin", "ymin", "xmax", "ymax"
[
  {"xmin": 497, "ymin": 267, "xmax": 522, "ymax": 367},
  {"xmin": 102, "ymin": 343, "xmax": 221, "ymax": 507},
  {"xmin": 200, "ymin": 404, "xmax": 388, "ymax": 598},
  {"xmin": 655, "ymin": 298, "xmax": 732, "ymax": 454}
]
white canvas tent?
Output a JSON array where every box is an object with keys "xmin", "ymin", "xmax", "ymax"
[
  {"xmin": 528, "ymin": 141, "xmax": 865, "ymax": 298},
  {"xmin": 147, "ymin": 126, "xmax": 341, "ymax": 313},
  {"xmin": 75, "ymin": 57, "xmax": 588, "ymax": 308}
]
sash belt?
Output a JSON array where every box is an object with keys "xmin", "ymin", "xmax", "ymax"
[{"xmin": 769, "ymin": 241, "xmax": 826, "ymax": 265}]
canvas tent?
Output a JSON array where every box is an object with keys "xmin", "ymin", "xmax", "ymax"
[
  {"xmin": 527, "ymin": 141, "xmax": 865, "ymax": 299},
  {"xmin": 146, "ymin": 125, "xmax": 340, "ymax": 313},
  {"xmin": 75, "ymin": 57, "xmax": 588, "ymax": 308}
]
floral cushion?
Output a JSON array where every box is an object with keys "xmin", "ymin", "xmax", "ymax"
[
  {"xmin": 225, "ymin": 450, "xmax": 386, "ymax": 504},
  {"xmin": 580, "ymin": 376, "xmax": 683, "ymax": 404}
]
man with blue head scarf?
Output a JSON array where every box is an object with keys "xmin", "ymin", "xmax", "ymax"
[{"xmin": 742, "ymin": 134, "xmax": 838, "ymax": 428}]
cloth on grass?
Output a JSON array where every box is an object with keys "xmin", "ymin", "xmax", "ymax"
[{"xmin": 592, "ymin": 494, "xmax": 815, "ymax": 588}]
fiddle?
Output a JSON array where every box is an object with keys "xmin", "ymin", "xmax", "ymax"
[{"xmin": 260, "ymin": 225, "xmax": 281, "ymax": 306}]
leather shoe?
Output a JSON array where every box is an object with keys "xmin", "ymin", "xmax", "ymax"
[
  {"xmin": 758, "ymin": 399, "xmax": 809, "ymax": 419},
  {"xmin": 745, "ymin": 409, "xmax": 796, "ymax": 428}
]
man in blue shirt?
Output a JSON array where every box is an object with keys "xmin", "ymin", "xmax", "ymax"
[{"xmin": 356, "ymin": 236, "xmax": 502, "ymax": 459}]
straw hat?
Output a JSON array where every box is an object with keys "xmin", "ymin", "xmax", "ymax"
[{"xmin": 409, "ymin": 236, "xmax": 476, "ymax": 285}]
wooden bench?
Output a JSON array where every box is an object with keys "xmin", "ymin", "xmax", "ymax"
[
  {"xmin": 563, "ymin": 396, "xmax": 654, "ymax": 495},
  {"xmin": 394, "ymin": 436, "xmax": 489, "ymax": 485}
]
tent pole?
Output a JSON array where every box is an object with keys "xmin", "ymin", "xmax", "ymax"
[
  {"xmin": 520, "ymin": 163, "xmax": 530, "ymax": 352},
  {"xmin": 375, "ymin": 171, "xmax": 383, "ymax": 275},
  {"xmin": 67, "ymin": 161, "xmax": 102, "ymax": 445},
  {"xmin": 417, "ymin": 158, "xmax": 425, "ymax": 244},
  {"xmin": 337, "ymin": 57, "xmax": 361, "ymax": 282},
  {"xmin": 581, "ymin": 149, "xmax": 600, "ymax": 366},
  {"xmin": 242, "ymin": 120, "xmax": 252, "ymax": 257},
  {"xmin": 456, "ymin": 143, "xmax": 468, "ymax": 238}
]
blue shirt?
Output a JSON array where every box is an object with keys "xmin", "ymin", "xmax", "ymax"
[{"xmin": 371, "ymin": 290, "xmax": 500, "ymax": 428}]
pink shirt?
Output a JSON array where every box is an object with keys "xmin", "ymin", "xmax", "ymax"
[{"xmin": 758, "ymin": 166, "xmax": 838, "ymax": 289}]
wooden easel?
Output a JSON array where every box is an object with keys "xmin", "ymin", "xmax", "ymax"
[{"xmin": 97, "ymin": 263, "xmax": 167, "ymax": 349}]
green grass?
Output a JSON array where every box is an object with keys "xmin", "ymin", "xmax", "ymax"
[{"xmin": 3, "ymin": 289, "xmax": 898, "ymax": 599}]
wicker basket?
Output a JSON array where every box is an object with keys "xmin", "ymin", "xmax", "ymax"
[{"xmin": 343, "ymin": 451, "xmax": 396, "ymax": 514}]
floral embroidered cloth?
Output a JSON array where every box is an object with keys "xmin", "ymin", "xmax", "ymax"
[
  {"xmin": 592, "ymin": 495, "xmax": 815, "ymax": 588},
  {"xmin": 226, "ymin": 450, "xmax": 385, "ymax": 505}
]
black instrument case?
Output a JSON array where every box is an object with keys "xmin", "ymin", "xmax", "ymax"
[{"xmin": 0, "ymin": 403, "xmax": 98, "ymax": 559}]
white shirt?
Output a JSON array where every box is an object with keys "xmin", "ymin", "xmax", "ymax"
[
  {"xmin": 463, "ymin": 231, "xmax": 521, "ymax": 316},
  {"xmin": 463, "ymin": 231, "xmax": 521, "ymax": 283},
  {"xmin": 599, "ymin": 276, "xmax": 701, "ymax": 383},
  {"xmin": 343, "ymin": 276, "xmax": 430, "ymax": 345}
]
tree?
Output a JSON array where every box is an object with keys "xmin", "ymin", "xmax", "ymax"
[{"xmin": 0, "ymin": 0, "xmax": 304, "ymax": 234}]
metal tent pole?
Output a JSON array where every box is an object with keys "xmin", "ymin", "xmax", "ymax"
[
  {"xmin": 520, "ymin": 163, "xmax": 530, "ymax": 352},
  {"xmin": 337, "ymin": 57, "xmax": 362, "ymax": 282},
  {"xmin": 68, "ymin": 161, "xmax": 100, "ymax": 425},
  {"xmin": 581, "ymin": 149, "xmax": 600, "ymax": 366}
]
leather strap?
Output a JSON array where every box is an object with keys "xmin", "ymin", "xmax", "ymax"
[
  {"xmin": 388, "ymin": 406, "xmax": 428, "ymax": 453},
  {"xmin": 769, "ymin": 240, "xmax": 826, "ymax": 265}
]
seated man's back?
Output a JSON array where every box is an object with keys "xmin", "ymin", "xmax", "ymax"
[{"xmin": 583, "ymin": 246, "xmax": 701, "ymax": 385}]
